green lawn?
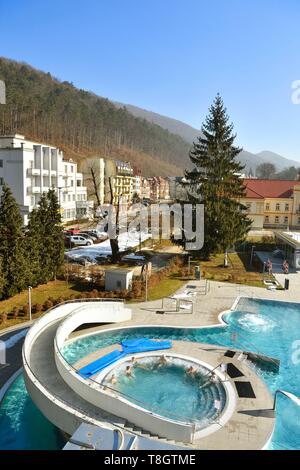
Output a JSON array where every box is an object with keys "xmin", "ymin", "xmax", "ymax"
[
  {"xmin": 193, "ymin": 253, "xmax": 268, "ymax": 288},
  {"xmin": 0, "ymin": 280, "xmax": 83, "ymax": 330},
  {"xmin": 147, "ymin": 278, "xmax": 186, "ymax": 301}
]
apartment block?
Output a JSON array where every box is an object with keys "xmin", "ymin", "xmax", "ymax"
[{"xmin": 0, "ymin": 134, "xmax": 93, "ymax": 224}]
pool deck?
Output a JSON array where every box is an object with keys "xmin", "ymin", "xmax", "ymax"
[
  {"xmin": 73, "ymin": 341, "xmax": 275, "ymax": 450},
  {"xmin": 70, "ymin": 275, "xmax": 300, "ymax": 334}
]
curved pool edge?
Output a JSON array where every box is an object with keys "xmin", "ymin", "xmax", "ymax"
[
  {"xmin": 0, "ymin": 367, "xmax": 23, "ymax": 404},
  {"xmin": 96, "ymin": 351, "xmax": 237, "ymax": 440}
]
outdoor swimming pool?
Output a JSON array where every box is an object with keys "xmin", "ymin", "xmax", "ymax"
[
  {"xmin": 0, "ymin": 374, "xmax": 64, "ymax": 450},
  {"xmin": 1, "ymin": 298, "xmax": 300, "ymax": 449},
  {"xmin": 101, "ymin": 356, "xmax": 227, "ymax": 426}
]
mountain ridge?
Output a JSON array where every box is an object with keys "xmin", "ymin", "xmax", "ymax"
[
  {"xmin": 114, "ymin": 102, "xmax": 300, "ymax": 172},
  {"xmin": 0, "ymin": 56, "xmax": 299, "ymax": 177}
]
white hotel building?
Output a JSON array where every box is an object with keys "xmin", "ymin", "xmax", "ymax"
[{"xmin": 0, "ymin": 134, "xmax": 93, "ymax": 224}]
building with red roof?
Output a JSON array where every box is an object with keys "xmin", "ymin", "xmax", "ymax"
[{"xmin": 242, "ymin": 179, "xmax": 300, "ymax": 229}]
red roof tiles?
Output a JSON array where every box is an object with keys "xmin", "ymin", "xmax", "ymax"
[{"xmin": 243, "ymin": 179, "xmax": 297, "ymax": 199}]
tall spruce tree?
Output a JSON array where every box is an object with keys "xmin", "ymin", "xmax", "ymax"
[
  {"xmin": 0, "ymin": 184, "xmax": 28, "ymax": 297},
  {"xmin": 46, "ymin": 189, "xmax": 64, "ymax": 279},
  {"xmin": 26, "ymin": 190, "xmax": 64, "ymax": 284},
  {"xmin": 186, "ymin": 95, "xmax": 251, "ymax": 260},
  {"xmin": 25, "ymin": 207, "xmax": 44, "ymax": 286}
]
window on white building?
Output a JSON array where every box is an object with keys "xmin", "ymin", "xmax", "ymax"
[
  {"xmin": 276, "ymin": 203, "xmax": 280, "ymax": 211},
  {"xmin": 73, "ymin": 195, "xmax": 75, "ymax": 201},
  {"xmin": 70, "ymin": 180, "xmax": 74, "ymax": 187},
  {"xmin": 68, "ymin": 194, "xmax": 71, "ymax": 202},
  {"xmin": 64, "ymin": 165, "xmax": 68, "ymax": 173},
  {"xmin": 285, "ymin": 204, "xmax": 289, "ymax": 211},
  {"xmin": 284, "ymin": 216, "xmax": 289, "ymax": 224},
  {"xmin": 265, "ymin": 203, "xmax": 270, "ymax": 211},
  {"xmin": 275, "ymin": 216, "xmax": 279, "ymax": 223},
  {"xmin": 265, "ymin": 216, "xmax": 269, "ymax": 224},
  {"xmin": 71, "ymin": 166, "xmax": 74, "ymax": 173},
  {"xmin": 77, "ymin": 180, "xmax": 81, "ymax": 187}
]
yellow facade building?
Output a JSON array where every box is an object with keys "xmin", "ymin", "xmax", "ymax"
[{"xmin": 242, "ymin": 179, "xmax": 300, "ymax": 230}]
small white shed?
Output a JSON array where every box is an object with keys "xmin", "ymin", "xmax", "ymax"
[{"xmin": 105, "ymin": 269, "xmax": 134, "ymax": 292}]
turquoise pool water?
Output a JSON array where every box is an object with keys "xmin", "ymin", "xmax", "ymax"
[
  {"xmin": 0, "ymin": 374, "xmax": 65, "ymax": 450},
  {"xmin": 1, "ymin": 298, "xmax": 300, "ymax": 449},
  {"xmin": 102, "ymin": 357, "xmax": 226, "ymax": 426}
]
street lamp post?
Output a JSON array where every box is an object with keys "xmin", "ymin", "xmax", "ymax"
[
  {"xmin": 188, "ymin": 255, "xmax": 191, "ymax": 276},
  {"xmin": 250, "ymin": 245, "xmax": 256, "ymax": 268},
  {"xmin": 145, "ymin": 263, "xmax": 149, "ymax": 302},
  {"xmin": 28, "ymin": 286, "xmax": 32, "ymax": 322}
]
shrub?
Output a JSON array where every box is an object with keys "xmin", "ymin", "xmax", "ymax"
[
  {"xmin": 0, "ymin": 312, "xmax": 7, "ymax": 324},
  {"xmin": 43, "ymin": 299, "xmax": 53, "ymax": 311},
  {"xmin": 22, "ymin": 305, "xmax": 29, "ymax": 317},
  {"xmin": 33, "ymin": 303, "xmax": 43, "ymax": 314},
  {"xmin": 12, "ymin": 307, "xmax": 19, "ymax": 319},
  {"xmin": 90, "ymin": 289, "xmax": 99, "ymax": 298}
]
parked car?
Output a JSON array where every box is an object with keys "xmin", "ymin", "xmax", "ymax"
[
  {"xmin": 80, "ymin": 231, "xmax": 98, "ymax": 241},
  {"xmin": 121, "ymin": 253, "xmax": 146, "ymax": 265},
  {"xmin": 79, "ymin": 232, "xmax": 97, "ymax": 242},
  {"xmin": 68, "ymin": 235, "xmax": 94, "ymax": 246},
  {"xmin": 64, "ymin": 228, "xmax": 80, "ymax": 235},
  {"xmin": 84, "ymin": 229, "xmax": 108, "ymax": 240}
]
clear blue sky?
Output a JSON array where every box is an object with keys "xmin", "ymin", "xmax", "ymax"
[{"xmin": 1, "ymin": 0, "xmax": 300, "ymax": 161}]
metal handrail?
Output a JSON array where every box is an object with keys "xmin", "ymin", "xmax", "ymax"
[{"xmin": 230, "ymin": 330, "xmax": 280, "ymax": 369}]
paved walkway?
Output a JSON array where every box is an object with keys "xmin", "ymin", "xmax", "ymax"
[{"xmin": 69, "ymin": 276, "xmax": 300, "ymax": 341}]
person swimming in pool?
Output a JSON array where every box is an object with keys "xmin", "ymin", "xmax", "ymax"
[
  {"xmin": 157, "ymin": 355, "xmax": 168, "ymax": 367},
  {"xmin": 125, "ymin": 365, "xmax": 133, "ymax": 378},
  {"xmin": 186, "ymin": 366, "xmax": 197, "ymax": 376},
  {"xmin": 210, "ymin": 372, "xmax": 219, "ymax": 383},
  {"xmin": 110, "ymin": 374, "xmax": 117, "ymax": 385}
]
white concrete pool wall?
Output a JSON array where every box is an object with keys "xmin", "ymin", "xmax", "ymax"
[
  {"xmin": 94, "ymin": 351, "xmax": 237, "ymax": 440},
  {"xmin": 22, "ymin": 299, "xmax": 133, "ymax": 436},
  {"xmin": 54, "ymin": 341, "xmax": 195, "ymax": 442}
]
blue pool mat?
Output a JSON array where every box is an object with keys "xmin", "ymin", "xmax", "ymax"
[
  {"xmin": 79, "ymin": 349, "xmax": 126, "ymax": 377},
  {"xmin": 78, "ymin": 338, "xmax": 172, "ymax": 378}
]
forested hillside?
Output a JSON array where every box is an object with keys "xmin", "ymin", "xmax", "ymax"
[{"xmin": 0, "ymin": 58, "xmax": 190, "ymax": 176}]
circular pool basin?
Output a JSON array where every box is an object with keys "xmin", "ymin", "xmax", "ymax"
[{"xmin": 101, "ymin": 356, "xmax": 227, "ymax": 428}]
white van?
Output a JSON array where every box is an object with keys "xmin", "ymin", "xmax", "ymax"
[{"xmin": 69, "ymin": 235, "xmax": 94, "ymax": 246}]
